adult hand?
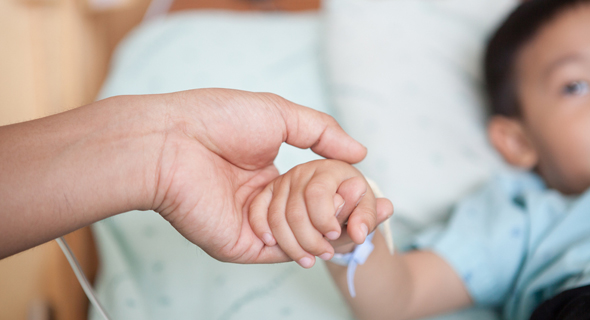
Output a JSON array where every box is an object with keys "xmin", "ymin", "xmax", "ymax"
[
  {"xmin": 0, "ymin": 88, "xmax": 371, "ymax": 261},
  {"xmin": 151, "ymin": 89, "xmax": 369, "ymax": 263}
]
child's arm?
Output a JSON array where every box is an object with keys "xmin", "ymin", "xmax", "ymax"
[
  {"xmin": 248, "ymin": 159, "xmax": 472, "ymax": 319},
  {"xmin": 327, "ymin": 230, "xmax": 473, "ymax": 320}
]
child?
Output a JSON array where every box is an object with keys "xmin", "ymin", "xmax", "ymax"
[{"xmin": 248, "ymin": 0, "xmax": 590, "ymax": 319}]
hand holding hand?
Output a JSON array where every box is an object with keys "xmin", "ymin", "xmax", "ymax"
[
  {"xmin": 150, "ymin": 89, "xmax": 370, "ymax": 264},
  {"xmin": 0, "ymin": 88, "xmax": 370, "ymax": 260},
  {"xmin": 247, "ymin": 159, "xmax": 393, "ymax": 268}
]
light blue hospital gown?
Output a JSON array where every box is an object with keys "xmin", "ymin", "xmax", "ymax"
[{"xmin": 414, "ymin": 170, "xmax": 590, "ymax": 320}]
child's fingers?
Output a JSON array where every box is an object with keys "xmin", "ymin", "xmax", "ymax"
[
  {"xmin": 304, "ymin": 174, "xmax": 345, "ymax": 240},
  {"xmin": 254, "ymin": 243, "xmax": 291, "ymax": 264},
  {"xmin": 376, "ymin": 197, "xmax": 394, "ymax": 222},
  {"xmin": 285, "ymin": 190, "xmax": 335, "ymax": 259},
  {"xmin": 268, "ymin": 182, "xmax": 317, "ymax": 269},
  {"xmin": 334, "ymin": 176, "xmax": 369, "ymax": 225},
  {"xmin": 334, "ymin": 193, "xmax": 345, "ymax": 219},
  {"xmin": 329, "ymin": 197, "xmax": 393, "ymax": 247},
  {"xmin": 248, "ymin": 182, "xmax": 277, "ymax": 246},
  {"xmin": 346, "ymin": 189, "xmax": 379, "ymax": 244}
]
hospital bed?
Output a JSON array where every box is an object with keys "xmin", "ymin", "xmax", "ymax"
[{"xmin": 0, "ymin": 0, "xmax": 521, "ymax": 319}]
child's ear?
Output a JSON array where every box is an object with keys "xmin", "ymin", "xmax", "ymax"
[{"xmin": 488, "ymin": 116, "xmax": 538, "ymax": 169}]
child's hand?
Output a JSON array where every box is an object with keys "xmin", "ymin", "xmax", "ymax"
[{"xmin": 248, "ymin": 159, "xmax": 393, "ymax": 268}]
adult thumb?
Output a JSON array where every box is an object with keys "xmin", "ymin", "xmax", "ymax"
[{"xmin": 278, "ymin": 98, "xmax": 367, "ymax": 164}]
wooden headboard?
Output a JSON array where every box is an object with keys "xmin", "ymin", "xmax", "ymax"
[{"xmin": 0, "ymin": 2, "xmax": 318, "ymax": 320}]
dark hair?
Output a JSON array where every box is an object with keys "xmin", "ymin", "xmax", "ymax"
[{"xmin": 484, "ymin": 0, "xmax": 590, "ymax": 117}]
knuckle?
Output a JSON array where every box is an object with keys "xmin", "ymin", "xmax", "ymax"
[
  {"xmin": 285, "ymin": 208, "xmax": 308, "ymax": 226},
  {"xmin": 272, "ymin": 177, "xmax": 283, "ymax": 189},
  {"xmin": 264, "ymin": 92, "xmax": 285, "ymax": 103},
  {"xmin": 354, "ymin": 208, "xmax": 377, "ymax": 224},
  {"xmin": 305, "ymin": 182, "xmax": 329, "ymax": 200},
  {"xmin": 290, "ymin": 165, "xmax": 305, "ymax": 178},
  {"xmin": 309, "ymin": 214, "xmax": 333, "ymax": 231},
  {"xmin": 323, "ymin": 114, "xmax": 338, "ymax": 126},
  {"xmin": 349, "ymin": 177, "xmax": 368, "ymax": 193},
  {"xmin": 281, "ymin": 241, "xmax": 307, "ymax": 258},
  {"xmin": 299, "ymin": 237, "xmax": 326, "ymax": 255}
]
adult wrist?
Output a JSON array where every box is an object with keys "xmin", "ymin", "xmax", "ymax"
[
  {"xmin": 104, "ymin": 94, "xmax": 174, "ymax": 212},
  {"xmin": 0, "ymin": 94, "xmax": 169, "ymax": 257}
]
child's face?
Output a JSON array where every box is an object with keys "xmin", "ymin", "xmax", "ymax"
[{"xmin": 514, "ymin": 5, "xmax": 590, "ymax": 194}]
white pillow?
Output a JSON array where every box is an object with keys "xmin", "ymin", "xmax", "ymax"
[{"xmin": 324, "ymin": 0, "xmax": 516, "ymax": 230}]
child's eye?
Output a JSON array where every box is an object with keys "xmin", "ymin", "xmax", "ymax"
[{"xmin": 562, "ymin": 80, "xmax": 589, "ymax": 96}]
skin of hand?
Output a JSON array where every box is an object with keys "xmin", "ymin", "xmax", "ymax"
[
  {"xmin": 0, "ymin": 88, "xmax": 367, "ymax": 260},
  {"xmin": 326, "ymin": 231, "xmax": 472, "ymax": 320},
  {"xmin": 152, "ymin": 89, "xmax": 376, "ymax": 264},
  {"xmin": 248, "ymin": 159, "xmax": 394, "ymax": 268}
]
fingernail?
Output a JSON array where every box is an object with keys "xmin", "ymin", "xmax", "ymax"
[
  {"xmin": 360, "ymin": 223, "xmax": 369, "ymax": 239},
  {"xmin": 298, "ymin": 257, "xmax": 314, "ymax": 268},
  {"xmin": 355, "ymin": 192, "xmax": 367, "ymax": 207},
  {"xmin": 319, "ymin": 252, "xmax": 333, "ymax": 261},
  {"xmin": 262, "ymin": 233, "xmax": 275, "ymax": 246},
  {"xmin": 326, "ymin": 231, "xmax": 340, "ymax": 241},
  {"xmin": 335, "ymin": 201, "xmax": 345, "ymax": 217}
]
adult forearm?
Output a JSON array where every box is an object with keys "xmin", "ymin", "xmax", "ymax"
[{"xmin": 0, "ymin": 95, "xmax": 166, "ymax": 258}]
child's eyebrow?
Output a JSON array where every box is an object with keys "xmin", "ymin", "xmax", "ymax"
[{"xmin": 543, "ymin": 53, "xmax": 589, "ymax": 79}]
